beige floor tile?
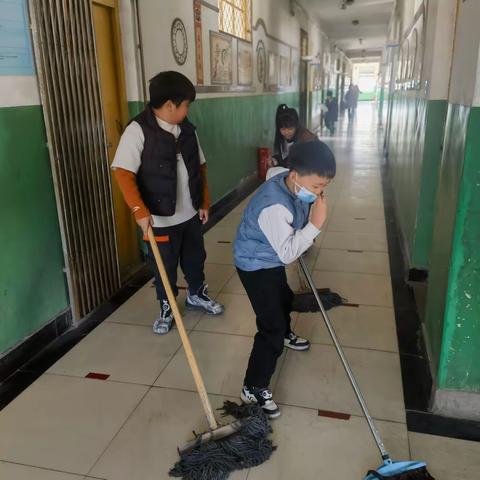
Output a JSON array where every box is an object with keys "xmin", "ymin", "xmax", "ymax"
[
  {"xmin": 275, "ymin": 344, "xmax": 405, "ymax": 423},
  {"xmin": 0, "ymin": 462, "xmax": 84, "ymax": 480},
  {"xmin": 409, "ymin": 432, "xmax": 480, "ymax": 480},
  {"xmin": 215, "ymin": 212, "xmax": 243, "ymax": 228},
  {"xmin": 204, "ymin": 225, "xmax": 238, "ymax": 243},
  {"xmin": 106, "ymin": 285, "xmax": 203, "ymax": 330},
  {"xmin": 294, "ymin": 306, "xmax": 398, "ymax": 352},
  {"xmin": 315, "ymin": 249, "xmax": 390, "ymax": 276},
  {"xmin": 48, "ymin": 322, "xmax": 182, "ymax": 385},
  {"xmin": 155, "ymin": 331, "xmax": 251, "ymax": 396},
  {"xmin": 221, "ymin": 272, "xmax": 246, "ymax": 294},
  {"xmin": 248, "ymin": 405, "xmax": 409, "ymax": 480},
  {"xmin": 331, "ymin": 205, "xmax": 385, "ymax": 221},
  {"xmin": 177, "ymin": 263, "xmax": 235, "ymax": 293},
  {"xmin": 90, "ymin": 388, "xmax": 248, "ymax": 480},
  {"xmin": 204, "ymin": 240, "xmax": 234, "ymax": 265},
  {"xmin": 0, "ymin": 375, "xmax": 147, "ymax": 475},
  {"xmin": 327, "ymin": 217, "xmax": 387, "ymax": 235},
  {"xmin": 194, "ymin": 293, "xmax": 257, "ymax": 336},
  {"xmin": 322, "ymin": 231, "xmax": 388, "ymax": 252},
  {"xmin": 313, "ymin": 271, "xmax": 393, "ymax": 307}
]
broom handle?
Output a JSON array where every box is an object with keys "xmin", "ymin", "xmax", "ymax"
[
  {"xmin": 299, "ymin": 257, "xmax": 390, "ymax": 460},
  {"xmin": 148, "ymin": 228, "xmax": 218, "ymax": 431}
]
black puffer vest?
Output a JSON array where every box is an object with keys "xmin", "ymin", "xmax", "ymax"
[{"xmin": 132, "ymin": 106, "xmax": 202, "ymax": 216}]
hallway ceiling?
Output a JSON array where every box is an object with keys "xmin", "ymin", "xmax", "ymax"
[{"xmin": 301, "ymin": 0, "xmax": 394, "ymax": 59}]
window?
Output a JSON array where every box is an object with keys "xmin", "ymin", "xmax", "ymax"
[{"xmin": 218, "ymin": 0, "xmax": 252, "ymax": 42}]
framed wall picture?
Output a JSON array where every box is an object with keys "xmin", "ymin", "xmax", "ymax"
[
  {"xmin": 280, "ymin": 55, "xmax": 290, "ymax": 86},
  {"xmin": 237, "ymin": 40, "xmax": 253, "ymax": 86},
  {"xmin": 268, "ymin": 51, "xmax": 279, "ymax": 86},
  {"xmin": 210, "ymin": 31, "xmax": 233, "ymax": 85}
]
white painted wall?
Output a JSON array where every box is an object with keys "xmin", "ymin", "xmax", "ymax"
[
  {"xmin": 119, "ymin": 0, "xmax": 332, "ymax": 101},
  {"xmin": 0, "ymin": 76, "xmax": 40, "ymax": 107},
  {"xmin": 118, "ymin": 0, "xmax": 142, "ymax": 103},
  {"xmin": 422, "ymin": 0, "xmax": 457, "ymax": 101},
  {"xmin": 448, "ymin": 0, "xmax": 480, "ymax": 106}
]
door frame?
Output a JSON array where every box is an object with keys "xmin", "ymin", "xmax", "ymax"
[{"xmin": 92, "ymin": 0, "xmax": 129, "ymax": 131}]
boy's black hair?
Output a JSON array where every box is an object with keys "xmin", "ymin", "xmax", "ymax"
[
  {"xmin": 149, "ymin": 71, "xmax": 196, "ymax": 108},
  {"xmin": 326, "ymin": 90, "xmax": 333, "ymax": 97},
  {"xmin": 289, "ymin": 141, "xmax": 336, "ymax": 178}
]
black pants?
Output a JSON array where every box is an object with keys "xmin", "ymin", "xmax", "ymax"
[
  {"xmin": 238, "ymin": 266, "xmax": 294, "ymax": 388},
  {"xmin": 146, "ymin": 215, "xmax": 206, "ymax": 301}
]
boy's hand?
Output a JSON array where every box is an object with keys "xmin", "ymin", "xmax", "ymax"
[
  {"xmin": 310, "ymin": 193, "xmax": 327, "ymax": 230},
  {"xmin": 199, "ymin": 209, "xmax": 209, "ymax": 224},
  {"xmin": 137, "ymin": 215, "xmax": 153, "ymax": 235}
]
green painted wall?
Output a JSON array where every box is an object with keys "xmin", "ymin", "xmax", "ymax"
[
  {"xmin": 388, "ymin": 92, "xmax": 446, "ymax": 269},
  {"xmin": 0, "ymin": 106, "xmax": 68, "ymax": 355},
  {"xmin": 436, "ymin": 107, "xmax": 480, "ymax": 391},
  {"xmin": 425, "ymin": 104, "xmax": 469, "ymax": 375},
  {"xmin": 388, "ymin": 89, "xmax": 426, "ymax": 262},
  {"xmin": 190, "ymin": 93, "xmax": 299, "ymax": 202},
  {"xmin": 412, "ymin": 100, "xmax": 448, "ymax": 267}
]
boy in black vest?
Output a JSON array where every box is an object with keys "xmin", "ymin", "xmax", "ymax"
[{"xmin": 113, "ymin": 71, "xmax": 224, "ymax": 335}]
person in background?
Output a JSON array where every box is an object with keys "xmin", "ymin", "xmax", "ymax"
[
  {"xmin": 270, "ymin": 104, "xmax": 318, "ymax": 169},
  {"xmin": 324, "ymin": 90, "xmax": 338, "ymax": 135},
  {"xmin": 345, "ymin": 84, "xmax": 355, "ymax": 121}
]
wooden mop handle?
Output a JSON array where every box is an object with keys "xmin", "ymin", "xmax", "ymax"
[{"xmin": 147, "ymin": 227, "xmax": 218, "ymax": 430}]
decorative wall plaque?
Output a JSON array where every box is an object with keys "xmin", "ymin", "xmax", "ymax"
[
  {"xmin": 171, "ymin": 18, "xmax": 188, "ymax": 65},
  {"xmin": 256, "ymin": 40, "xmax": 266, "ymax": 84}
]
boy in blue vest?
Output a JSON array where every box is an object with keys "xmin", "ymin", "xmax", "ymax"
[
  {"xmin": 234, "ymin": 141, "xmax": 336, "ymax": 418},
  {"xmin": 113, "ymin": 71, "xmax": 224, "ymax": 335}
]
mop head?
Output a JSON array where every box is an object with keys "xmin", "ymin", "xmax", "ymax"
[
  {"xmin": 169, "ymin": 401, "xmax": 276, "ymax": 480},
  {"xmin": 364, "ymin": 460, "xmax": 435, "ymax": 479}
]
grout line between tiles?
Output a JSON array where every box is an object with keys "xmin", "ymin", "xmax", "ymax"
[
  {"xmin": 0, "ymin": 460, "xmax": 105, "ymax": 479},
  {"xmin": 86, "ymin": 386, "xmax": 153, "ymax": 478}
]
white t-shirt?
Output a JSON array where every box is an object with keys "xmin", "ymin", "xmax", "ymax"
[{"xmin": 112, "ymin": 117, "xmax": 206, "ymax": 227}]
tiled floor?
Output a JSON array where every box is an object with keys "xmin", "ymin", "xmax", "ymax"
[{"xmin": 0, "ymin": 104, "xmax": 479, "ymax": 479}]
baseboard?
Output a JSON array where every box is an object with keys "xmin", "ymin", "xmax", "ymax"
[{"xmin": 0, "ymin": 309, "xmax": 72, "ymax": 382}]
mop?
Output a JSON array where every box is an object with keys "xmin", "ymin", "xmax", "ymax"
[
  {"xmin": 147, "ymin": 229, "xmax": 275, "ymax": 480},
  {"xmin": 299, "ymin": 257, "xmax": 435, "ymax": 480}
]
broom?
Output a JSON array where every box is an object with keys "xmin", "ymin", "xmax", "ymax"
[
  {"xmin": 298, "ymin": 257, "xmax": 435, "ymax": 480},
  {"xmin": 147, "ymin": 228, "xmax": 275, "ymax": 480}
]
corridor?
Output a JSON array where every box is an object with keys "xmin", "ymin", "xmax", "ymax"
[{"xmin": 0, "ymin": 104, "xmax": 478, "ymax": 479}]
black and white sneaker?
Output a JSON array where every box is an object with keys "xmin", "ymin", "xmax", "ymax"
[
  {"xmin": 153, "ymin": 300, "xmax": 174, "ymax": 335},
  {"xmin": 240, "ymin": 385, "xmax": 281, "ymax": 419},
  {"xmin": 284, "ymin": 332, "xmax": 310, "ymax": 351},
  {"xmin": 185, "ymin": 284, "xmax": 224, "ymax": 315}
]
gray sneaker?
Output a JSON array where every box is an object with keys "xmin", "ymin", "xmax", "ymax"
[
  {"xmin": 185, "ymin": 284, "xmax": 224, "ymax": 315},
  {"xmin": 153, "ymin": 299, "xmax": 173, "ymax": 335}
]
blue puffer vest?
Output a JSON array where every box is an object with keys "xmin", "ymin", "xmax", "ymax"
[{"xmin": 234, "ymin": 172, "xmax": 309, "ymax": 271}]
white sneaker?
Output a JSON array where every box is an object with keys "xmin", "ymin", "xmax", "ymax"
[
  {"xmin": 284, "ymin": 332, "xmax": 310, "ymax": 351},
  {"xmin": 241, "ymin": 385, "xmax": 281, "ymax": 419},
  {"xmin": 185, "ymin": 284, "xmax": 224, "ymax": 315},
  {"xmin": 153, "ymin": 300, "xmax": 173, "ymax": 335}
]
